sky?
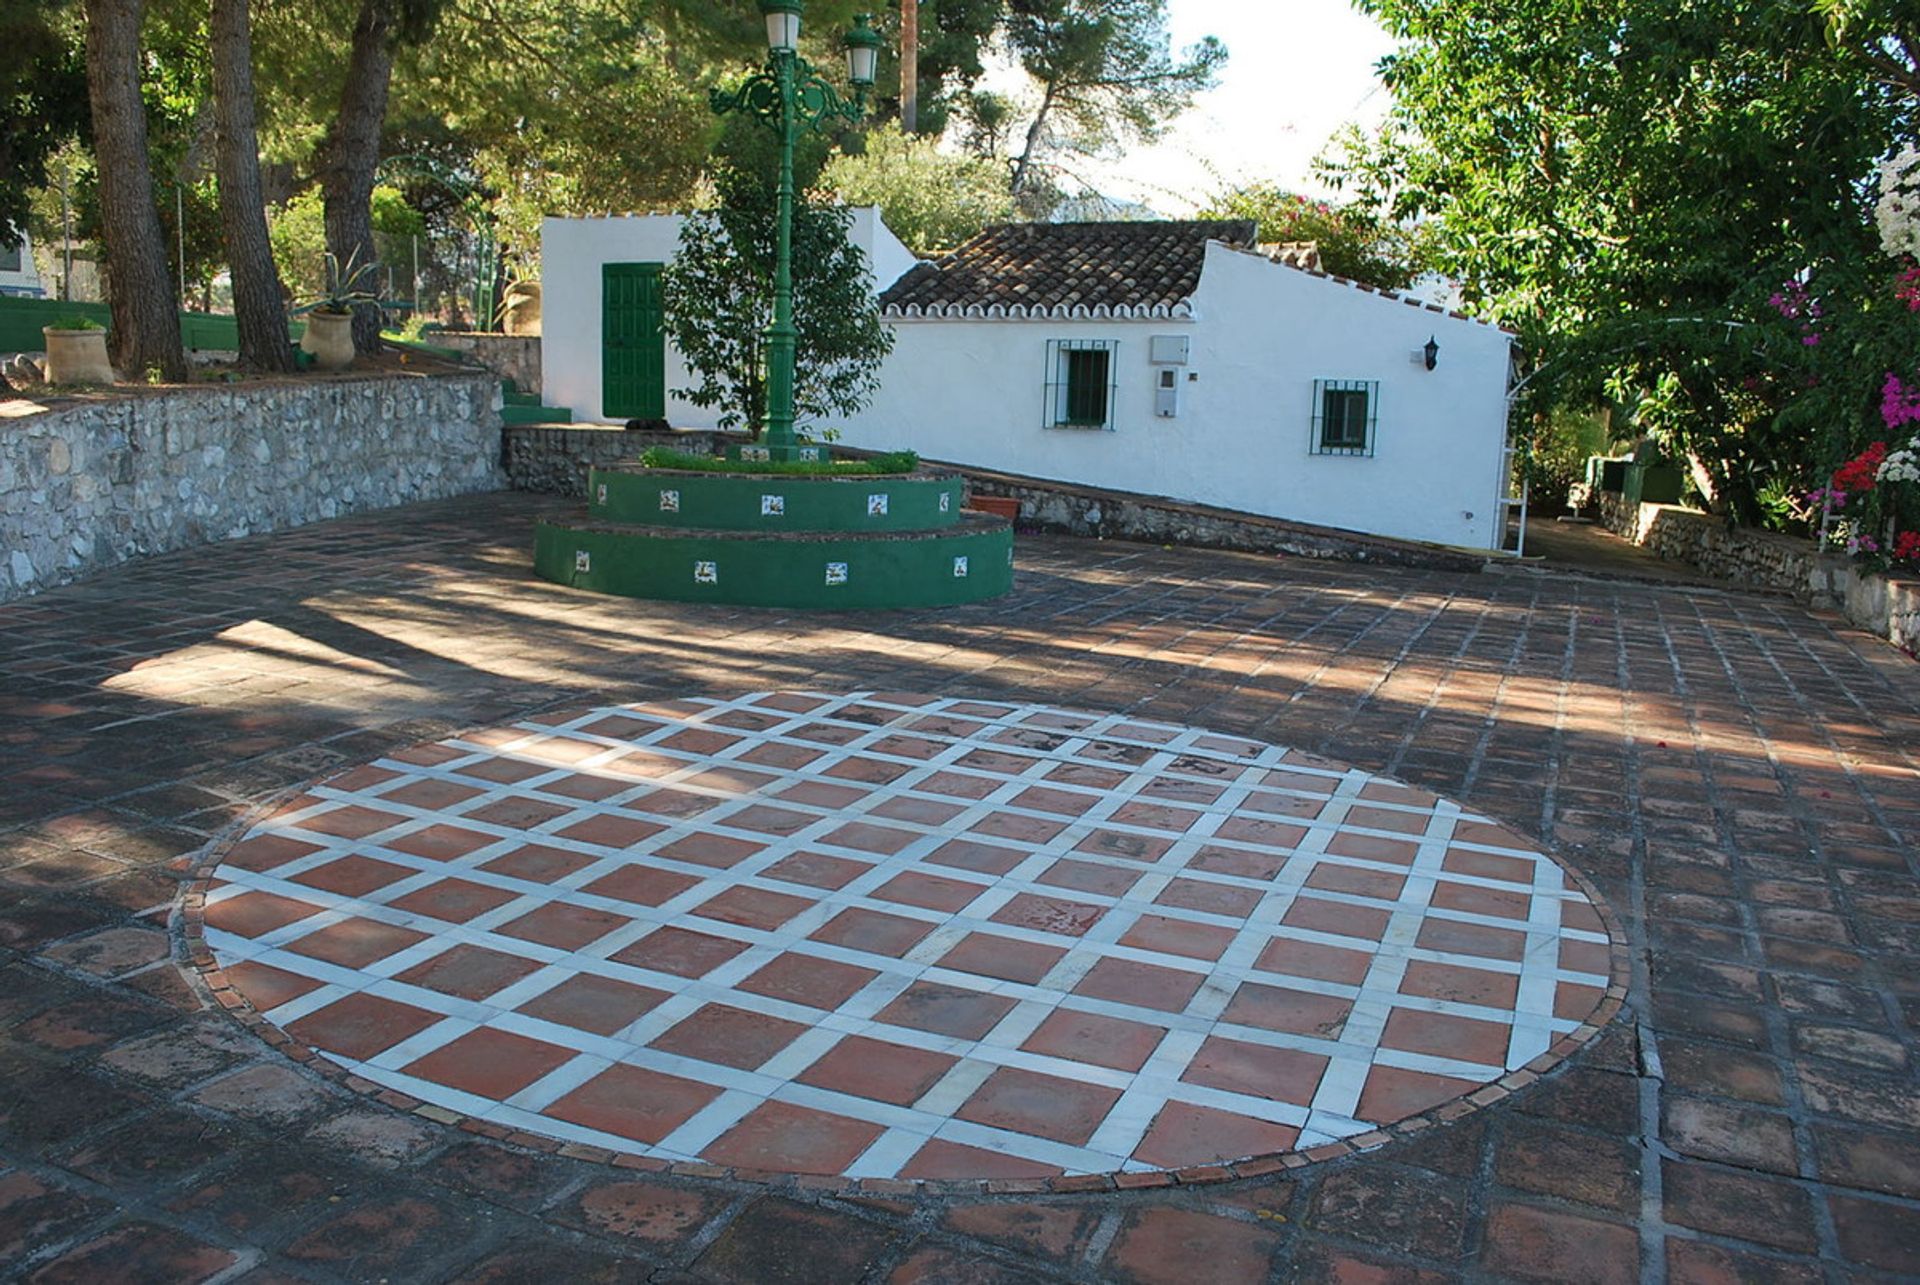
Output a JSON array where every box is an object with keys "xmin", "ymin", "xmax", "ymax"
[{"xmin": 1030, "ymin": 0, "xmax": 1401, "ymax": 215}]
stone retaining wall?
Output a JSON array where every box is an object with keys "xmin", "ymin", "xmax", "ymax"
[
  {"xmin": 1592, "ymin": 491, "xmax": 1918, "ymax": 654},
  {"xmin": 434, "ymin": 333, "xmax": 541, "ymax": 394},
  {"xmin": 1, "ymin": 372, "xmax": 501, "ymax": 602},
  {"xmin": 505, "ymin": 425, "xmax": 737, "ymax": 496}
]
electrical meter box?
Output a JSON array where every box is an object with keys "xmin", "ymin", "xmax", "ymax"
[
  {"xmin": 1149, "ymin": 335, "xmax": 1190, "ymax": 365},
  {"xmin": 1154, "ymin": 368, "xmax": 1180, "ymax": 418}
]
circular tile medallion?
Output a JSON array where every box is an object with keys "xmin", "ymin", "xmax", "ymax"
[{"xmin": 193, "ymin": 692, "xmax": 1624, "ymax": 1185}]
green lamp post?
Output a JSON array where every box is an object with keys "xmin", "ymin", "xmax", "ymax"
[{"xmin": 710, "ymin": 4, "xmax": 881, "ymax": 460}]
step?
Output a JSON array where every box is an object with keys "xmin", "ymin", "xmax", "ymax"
[
  {"xmin": 503, "ymin": 389, "xmax": 542, "ymax": 407},
  {"xmin": 502, "ymin": 404, "xmax": 574, "ymax": 425}
]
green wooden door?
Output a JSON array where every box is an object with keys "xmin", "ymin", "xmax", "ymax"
[{"xmin": 602, "ymin": 262, "xmax": 666, "ymax": 419}]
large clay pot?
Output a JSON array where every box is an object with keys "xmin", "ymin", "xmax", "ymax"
[
  {"xmin": 501, "ymin": 281, "xmax": 541, "ymax": 336},
  {"xmin": 301, "ymin": 309, "xmax": 356, "ymax": 371},
  {"xmin": 41, "ymin": 326, "xmax": 116, "ymax": 385}
]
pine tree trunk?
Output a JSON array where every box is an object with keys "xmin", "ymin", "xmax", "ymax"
[
  {"xmin": 900, "ymin": 0, "xmax": 918, "ymax": 133},
  {"xmin": 211, "ymin": 0, "xmax": 293, "ymax": 373},
  {"xmin": 318, "ymin": 0, "xmax": 394, "ymax": 355},
  {"xmin": 82, "ymin": 0, "xmax": 188, "ymax": 382}
]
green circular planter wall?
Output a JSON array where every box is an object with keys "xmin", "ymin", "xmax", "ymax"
[
  {"xmin": 588, "ymin": 465, "xmax": 967, "ymax": 534},
  {"xmin": 534, "ymin": 513, "xmax": 1013, "ymax": 609}
]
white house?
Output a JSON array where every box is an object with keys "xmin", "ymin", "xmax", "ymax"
[
  {"xmin": 0, "ymin": 228, "xmax": 43, "ymax": 298},
  {"xmin": 539, "ymin": 214, "xmax": 1517, "ymax": 550}
]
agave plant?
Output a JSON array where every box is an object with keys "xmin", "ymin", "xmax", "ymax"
[{"xmin": 294, "ymin": 248, "xmax": 386, "ymax": 316}]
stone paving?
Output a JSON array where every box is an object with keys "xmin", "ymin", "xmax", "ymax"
[{"xmin": 1, "ymin": 490, "xmax": 1917, "ymax": 1283}]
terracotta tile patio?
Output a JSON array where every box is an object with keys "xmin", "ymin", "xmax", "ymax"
[{"xmin": 1, "ymin": 491, "xmax": 1917, "ymax": 1281}]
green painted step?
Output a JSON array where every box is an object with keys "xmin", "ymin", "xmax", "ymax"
[
  {"xmin": 502, "ymin": 404, "xmax": 574, "ymax": 425},
  {"xmin": 589, "ymin": 465, "xmax": 965, "ymax": 533},
  {"xmin": 503, "ymin": 390, "xmax": 542, "ymax": 406}
]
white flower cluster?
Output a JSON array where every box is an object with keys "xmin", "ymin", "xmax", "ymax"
[
  {"xmin": 1880, "ymin": 439, "xmax": 1920, "ymax": 484},
  {"xmin": 1878, "ymin": 144, "xmax": 1920, "ymax": 258}
]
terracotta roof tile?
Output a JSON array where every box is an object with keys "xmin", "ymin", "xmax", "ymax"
[{"xmin": 880, "ymin": 220, "xmax": 1257, "ymax": 319}]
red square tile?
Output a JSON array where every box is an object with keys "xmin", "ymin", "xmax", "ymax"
[
  {"xmin": 897, "ymin": 1139, "xmax": 1063, "ymax": 1181},
  {"xmin": 700, "ymin": 1100, "xmax": 885, "ymax": 1174},
  {"xmin": 659, "ymin": 728, "xmax": 741, "ymax": 755},
  {"xmin": 518, "ymin": 735, "xmax": 607, "ymax": 765},
  {"xmin": 752, "ymin": 692, "xmax": 830, "ymax": 713},
  {"xmin": 923, "ymin": 838, "xmax": 1026, "ymax": 876},
  {"xmin": 539, "ymin": 772, "xmax": 633, "ymax": 802},
  {"xmin": 1303, "ymin": 864, "xmax": 1408, "ymax": 902},
  {"xmin": 1252, "ymin": 936, "xmax": 1375, "ymax": 986},
  {"xmin": 328, "ymin": 764, "xmax": 402, "ymax": 792},
  {"xmin": 203, "ymin": 890, "xmax": 324, "ymax": 938},
  {"xmin": 1430, "ymin": 881, "xmax": 1533, "ymax": 921},
  {"xmin": 904, "ymin": 714, "xmax": 986, "ymax": 738},
  {"xmin": 709, "ymin": 708, "xmax": 784, "ymax": 731},
  {"xmin": 1181, "ymin": 1034, "xmax": 1329, "ymax": 1106},
  {"xmin": 789, "ymin": 722, "xmax": 866, "ymax": 746},
  {"xmin": 385, "ymin": 824, "xmax": 499, "ymax": 862},
  {"xmin": 1072, "ymin": 829, "xmax": 1174, "ymax": 864},
  {"xmin": 1281, "ymin": 896, "xmax": 1392, "ymax": 942},
  {"xmin": 873, "ymin": 871, "xmax": 985, "ymax": 913},
  {"xmin": 465, "ymin": 796, "xmax": 573, "ymax": 831},
  {"xmin": 576, "ymin": 713, "xmax": 665, "ymax": 740},
  {"xmin": 284, "ymin": 917, "xmax": 429, "ymax": 969},
  {"xmin": 796, "ymin": 1035, "xmax": 956, "ymax": 1105},
  {"xmin": 295, "ymin": 805, "xmax": 410, "ymax": 840},
  {"xmin": 625, "ymin": 787, "xmax": 722, "ymax": 818},
  {"xmin": 954, "ymin": 748, "xmax": 1040, "ymax": 775},
  {"xmin": 914, "ymin": 771, "xmax": 1003, "ymax": 800},
  {"xmin": 971, "ymin": 812, "xmax": 1068, "ymax": 844},
  {"xmin": 543, "ymin": 1063, "xmax": 719, "ymax": 1144},
  {"xmin": 290, "ymin": 854, "xmax": 417, "ymax": 899},
  {"xmin": 288, "ymin": 992, "xmax": 443, "ymax": 1061},
  {"xmin": 479, "ymin": 843, "xmax": 596, "ymax": 884},
  {"xmin": 868, "ymin": 734, "xmax": 948, "ymax": 760},
  {"xmin": 1360, "ymin": 781, "xmax": 1440, "ymax": 808},
  {"xmin": 1559, "ymin": 901, "xmax": 1603, "ymax": 933},
  {"xmin": 1379, "ymin": 1008, "xmax": 1511, "ymax": 1066},
  {"xmin": 579, "ymin": 864, "xmax": 701, "ymax": 908},
  {"xmin": 388, "ymin": 743, "xmax": 466, "ymax": 767},
  {"xmin": 225, "ymin": 959, "xmax": 323, "ymax": 1012},
  {"xmin": 723, "ymin": 804, "xmax": 819, "ymax": 836},
  {"xmin": 1399, "ymin": 961, "xmax": 1520, "ymax": 1010},
  {"xmin": 737, "ymin": 741, "xmax": 826, "ymax": 770},
  {"xmin": 989, "ymin": 893, "xmax": 1106, "ymax": 938},
  {"xmin": 1072, "ymin": 958, "xmax": 1205, "ymax": 1014},
  {"xmin": 1241, "ymin": 791, "xmax": 1329, "ymax": 820},
  {"xmin": 222, "ymin": 834, "xmax": 322, "ymax": 873},
  {"xmin": 810, "ymin": 907, "xmax": 935, "ymax": 957},
  {"xmin": 655, "ymin": 832, "xmax": 766, "ymax": 870},
  {"xmin": 1559, "ymin": 938, "xmax": 1611, "ymax": 975},
  {"xmin": 497, "ymin": 902, "xmax": 630, "ymax": 951},
  {"xmin": 822, "ymin": 756, "xmax": 912, "ymax": 786},
  {"xmin": 1325, "ymin": 832, "xmax": 1421, "ymax": 866},
  {"xmin": 1036, "ymin": 859, "xmax": 1144, "ymax": 898},
  {"xmin": 514, "ymin": 972, "xmax": 669, "ymax": 1035},
  {"xmin": 1345, "ymin": 805, "xmax": 1431, "ymax": 836},
  {"xmin": 1415, "ymin": 917, "xmax": 1527, "ymax": 962},
  {"xmin": 402, "ymin": 1026, "xmax": 575, "ymax": 1098},
  {"xmin": 1132, "ymin": 1101, "xmax": 1300, "ymax": 1169},
  {"xmin": 1189, "ymin": 845, "xmax": 1288, "ymax": 882},
  {"xmin": 820, "ymin": 822, "xmax": 919, "ymax": 856},
  {"xmin": 1451, "ymin": 820, "xmax": 1532, "ymax": 850},
  {"xmin": 554, "ymin": 813, "xmax": 665, "ymax": 851},
  {"xmin": 1155, "ymin": 878, "xmax": 1262, "ymax": 918},
  {"xmin": 1260, "ymin": 768, "xmax": 1339, "ymax": 794},
  {"xmin": 1021, "ymin": 1009, "xmax": 1167, "ymax": 1072},
  {"xmin": 1220, "ymin": 982, "xmax": 1351, "ymax": 1038},
  {"xmin": 396, "ymin": 943, "xmax": 543, "ymax": 1001},
  {"xmin": 762, "ymin": 851, "xmax": 872, "ymax": 890},
  {"xmin": 936, "ymin": 932, "xmax": 1067, "ymax": 986},
  {"xmin": 1048, "ymin": 762, "xmax": 1131, "ymax": 790},
  {"xmin": 1354, "ymin": 1065, "xmax": 1479, "ymax": 1125},
  {"xmin": 387, "ymin": 877, "xmax": 521, "ymax": 924},
  {"xmin": 869, "ymin": 795, "xmax": 967, "ymax": 826},
  {"xmin": 1442, "ymin": 848, "xmax": 1535, "ymax": 884},
  {"xmin": 1140, "ymin": 776, "xmax": 1224, "ymax": 805},
  {"xmin": 455, "ymin": 754, "xmax": 558, "ymax": 785},
  {"xmin": 610, "ymin": 926, "xmax": 749, "ymax": 978},
  {"xmin": 648, "ymin": 1003, "xmax": 808, "ymax": 1070},
  {"xmin": 1008, "ymin": 785, "xmax": 1100, "ymax": 817},
  {"xmin": 1108, "ymin": 801, "xmax": 1204, "ymax": 833},
  {"xmin": 603, "ymin": 751, "xmax": 687, "ymax": 780},
  {"xmin": 692, "ymin": 885, "xmax": 814, "ymax": 931},
  {"xmin": 1210, "ymin": 817, "xmax": 1307, "ymax": 851},
  {"xmin": 1555, "ymin": 981, "xmax": 1606, "ymax": 1022},
  {"xmin": 738, "ymin": 952, "xmax": 879, "ymax": 1010},
  {"xmin": 776, "ymin": 780, "xmax": 869, "ymax": 809},
  {"xmin": 876, "ymin": 981, "xmax": 1018, "ymax": 1040},
  {"xmin": 381, "ymin": 777, "xmax": 488, "ymax": 810},
  {"xmin": 956, "ymin": 1067, "xmax": 1122, "ymax": 1146},
  {"xmin": 1118, "ymin": 914, "xmax": 1236, "ymax": 962}
]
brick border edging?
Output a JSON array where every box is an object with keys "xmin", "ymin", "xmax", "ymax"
[{"xmin": 172, "ymin": 697, "xmax": 1634, "ymax": 1199}]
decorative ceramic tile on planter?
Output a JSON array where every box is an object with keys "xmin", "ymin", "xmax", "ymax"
[
  {"xmin": 939, "ymin": 493, "xmax": 951, "ymax": 513},
  {"xmin": 868, "ymin": 494, "xmax": 889, "ymax": 517},
  {"xmin": 659, "ymin": 490, "xmax": 680, "ymax": 514},
  {"xmin": 799, "ymin": 447, "xmax": 821, "ymax": 461},
  {"xmin": 761, "ymin": 495, "xmax": 786, "ymax": 517},
  {"xmin": 953, "ymin": 557, "xmax": 969, "ymax": 578},
  {"xmin": 199, "ymin": 692, "xmax": 1621, "ymax": 1185},
  {"xmin": 825, "ymin": 563, "xmax": 849, "ymax": 586},
  {"xmin": 693, "ymin": 561, "xmax": 718, "ymax": 584},
  {"xmin": 743, "ymin": 446, "xmax": 770, "ymax": 462},
  {"xmin": 596, "ymin": 483, "xmax": 608, "ymax": 505}
]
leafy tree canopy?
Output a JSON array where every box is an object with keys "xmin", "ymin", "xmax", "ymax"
[
  {"xmin": 823, "ymin": 122, "xmax": 1014, "ymax": 254},
  {"xmin": 1197, "ymin": 182, "xmax": 1427, "ymax": 290}
]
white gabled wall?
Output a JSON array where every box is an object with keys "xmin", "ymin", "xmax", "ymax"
[
  {"xmin": 540, "ymin": 209, "xmax": 916, "ymax": 426},
  {"xmin": 834, "ymin": 243, "xmax": 1514, "ymax": 550},
  {"xmin": 1, "ymin": 228, "xmax": 43, "ymax": 296}
]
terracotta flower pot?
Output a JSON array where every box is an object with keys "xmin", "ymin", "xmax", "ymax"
[
  {"xmin": 41, "ymin": 326, "xmax": 116, "ymax": 385},
  {"xmin": 301, "ymin": 309, "xmax": 356, "ymax": 371}
]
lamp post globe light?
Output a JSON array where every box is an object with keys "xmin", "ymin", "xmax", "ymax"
[{"xmin": 710, "ymin": 4, "xmax": 881, "ymax": 460}]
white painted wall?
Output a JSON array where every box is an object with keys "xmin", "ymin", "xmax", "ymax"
[
  {"xmin": 0, "ymin": 229, "xmax": 43, "ymax": 297},
  {"xmin": 836, "ymin": 243, "xmax": 1515, "ymax": 550},
  {"xmin": 541, "ymin": 208, "xmax": 916, "ymax": 426}
]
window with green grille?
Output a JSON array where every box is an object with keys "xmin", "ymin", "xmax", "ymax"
[
  {"xmin": 1044, "ymin": 339, "xmax": 1117, "ymax": 429},
  {"xmin": 1311, "ymin": 379, "xmax": 1378, "ymax": 456}
]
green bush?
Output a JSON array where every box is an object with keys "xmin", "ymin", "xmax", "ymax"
[
  {"xmin": 46, "ymin": 316, "xmax": 103, "ymax": 331},
  {"xmin": 636, "ymin": 447, "xmax": 918, "ymax": 476}
]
